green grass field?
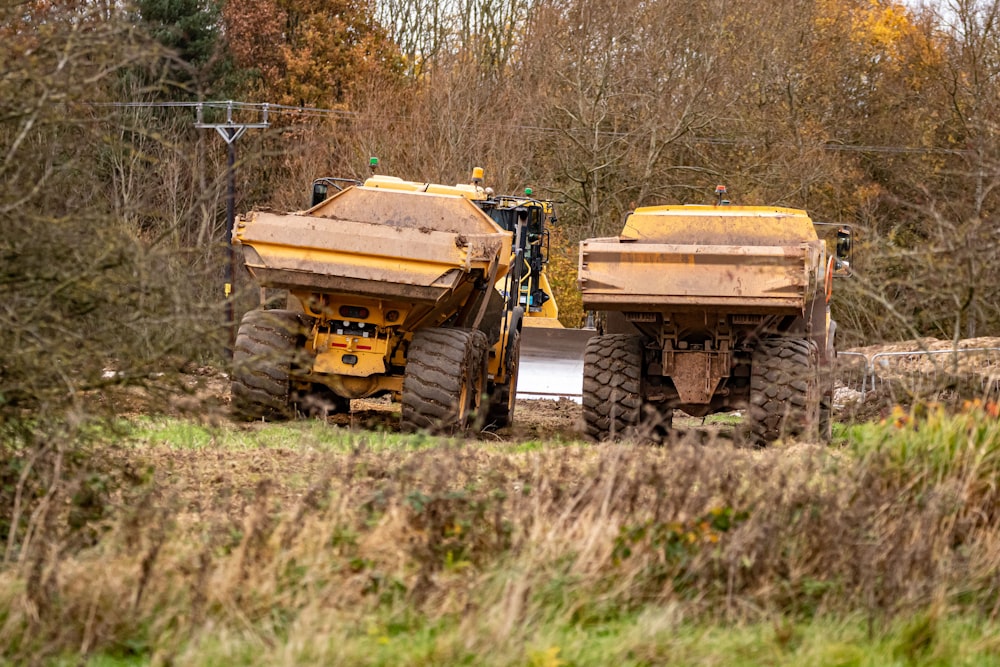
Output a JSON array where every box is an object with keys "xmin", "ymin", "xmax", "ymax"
[{"xmin": 5, "ymin": 403, "xmax": 1000, "ymax": 665}]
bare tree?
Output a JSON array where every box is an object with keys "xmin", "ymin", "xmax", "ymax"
[{"xmin": 531, "ymin": 0, "xmax": 723, "ymax": 235}]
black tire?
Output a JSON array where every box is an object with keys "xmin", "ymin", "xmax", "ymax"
[
  {"xmin": 231, "ymin": 309, "xmax": 304, "ymax": 421},
  {"xmin": 747, "ymin": 337, "xmax": 820, "ymax": 446},
  {"xmin": 582, "ymin": 334, "xmax": 643, "ymax": 441},
  {"xmin": 401, "ymin": 328, "xmax": 488, "ymax": 434},
  {"xmin": 486, "ymin": 327, "xmax": 521, "ymax": 428}
]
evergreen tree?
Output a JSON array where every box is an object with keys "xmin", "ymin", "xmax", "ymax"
[{"xmin": 135, "ymin": 0, "xmax": 227, "ymax": 96}]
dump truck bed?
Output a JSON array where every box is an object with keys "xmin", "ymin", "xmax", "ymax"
[
  {"xmin": 579, "ymin": 205, "xmax": 823, "ymax": 315},
  {"xmin": 579, "ymin": 239, "xmax": 820, "ymax": 314},
  {"xmin": 235, "ymin": 186, "xmax": 512, "ymax": 304}
]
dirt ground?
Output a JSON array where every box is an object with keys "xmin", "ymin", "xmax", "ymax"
[
  {"xmin": 101, "ymin": 367, "xmax": 586, "ymax": 440},
  {"xmin": 106, "ymin": 336, "xmax": 1000, "ymax": 440},
  {"xmin": 113, "ymin": 370, "xmax": 726, "ymax": 442}
]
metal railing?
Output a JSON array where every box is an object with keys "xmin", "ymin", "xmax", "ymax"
[
  {"xmin": 835, "ymin": 347, "xmax": 1000, "ymax": 404},
  {"xmin": 835, "ymin": 351, "xmax": 869, "ymax": 396}
]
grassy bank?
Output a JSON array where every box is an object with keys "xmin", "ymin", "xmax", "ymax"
[{"xmin": 4, "ymin": 404, "xmax": 1000, "ymax": 665}]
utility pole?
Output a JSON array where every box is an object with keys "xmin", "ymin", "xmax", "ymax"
[{"xmin": 195, "ymin": 101, "xmax": 269, "ymax": 357}]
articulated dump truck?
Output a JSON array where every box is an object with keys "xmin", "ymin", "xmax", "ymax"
[
  {"xmin": 316, "ymin": 169, "xmax": 591, "ymax": 402},
  {"xmin": 578, "ymin": 194, "xmax": 852, "ymax": 445},
  {"xmin": 230, "ymin": 174, "xmax": 520, "ymax": 433}
]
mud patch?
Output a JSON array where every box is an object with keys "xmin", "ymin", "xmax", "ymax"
[
  {"xmin": 320, "ymin": 397, "xmax": 585, "ymax": 443},
  {"xmin": 498, "ymin": 398, "xmax": 583, "ymax": 441}
]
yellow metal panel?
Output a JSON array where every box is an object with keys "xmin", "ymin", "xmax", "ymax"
[
  {"xmin": 244, "ymin": 216, "xmax": 471, "ymax": 278},
  {"xmin": 312, "ymin": 331, "xmax": 390, "ymax": 376},
  {"xmin": 313, "ymin": 350, "xmax": 386, "ymax": 376},
  {"xmin": 523, "ymin": 316, "xmax": 563, "ymax": 329},
  {"xmin": 236, "ymin": 204, "xmax": 511, "ymax": 301},
  {"xmin": 622, "ymin": 205, "xmax": 818, "ymax": 246},
  {"xmin": 579, "ymin": 239, "xmax": 820, "ymax": 315},
  {"xmin": 294, "ymin": 292, "xmax": 411, "ymax": 326},
  {"xmin": 361, "ymin": 175, "xmax": 487, "ymax": 200}
]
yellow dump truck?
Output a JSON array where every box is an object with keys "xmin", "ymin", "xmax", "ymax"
[
  {"xmin": 230, "ymin": 176, "xmax": 519, "ymax": 432},
  {"xmin": 330, "ymin": 167, "xmax": 590, "ymax": 404},
  {"xmin": 578, "ymin": 192, "xmax": 851, "ymax": 444},
  {"xmin": 347, "ymin": 169, "xmax": 574, "ymax": 416}
]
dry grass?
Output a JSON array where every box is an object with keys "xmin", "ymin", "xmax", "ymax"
[{"xmin": 3, "ymin": 407, "xmax": 1000, "ymax": 664}]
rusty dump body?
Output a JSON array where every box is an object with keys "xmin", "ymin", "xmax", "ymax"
[
  {"xmin": 238, "ymin": 186, "xmax": 511, "ymax": 316},
  {"xmin": 579, "ymin": 204, "xmax": 837, "ymax": 432},
  {"xmin": 581, "ymin": 206, "xmax": 824, "ymax": 317},
  {"xmin": 234, "ymin": 185, "xmax": 513, "ymax": 404}
]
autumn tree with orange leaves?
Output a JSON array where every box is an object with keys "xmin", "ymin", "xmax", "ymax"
[{"xmin": 223, "ymin": 0, "xmax": 403, "ymax": 107}]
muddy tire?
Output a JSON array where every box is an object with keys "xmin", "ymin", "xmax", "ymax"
[
  {"xmin": 231, "ymin": 309, "xmax": 304, "ymax": 421},
  {"xmin": 582, "ymin": 334, "xmax": 643, "ymax": 441},
  {"xmin": 401, "ymin": 328, "xmax": 488, "ymax": 434},
  {"xmin": 486, "ymin": 327, "xmax": 520, "ymax": 428},
  {"xmin": 747, "ymin": 337, "xmax": 820, "ymax": 446}
]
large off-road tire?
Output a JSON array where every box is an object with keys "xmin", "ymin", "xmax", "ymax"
[
  {"xmin": 747, "ymin": 337, "xmax": 820, "ymax": 446},
  {"xmin": 401, "ymin": 328, "xmax": 488, "ymax": 434},
  {"xmin": 486, "ymin": 327, "xmax": 520, "ymax": 429},
  {"xmin": 231, "ymin": 309, "xmax": 304, "ymax": 421},
  {"xmin": 582, "ymin": 334, "xmax": 644, "ymax": 441}
]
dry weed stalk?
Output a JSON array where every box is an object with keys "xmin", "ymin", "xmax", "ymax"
[{"xmin": 4, "ymin": 415, "xmax": 1000, "ymax": 661}]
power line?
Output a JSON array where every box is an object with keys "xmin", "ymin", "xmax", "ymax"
[
  {"xmin": 90, "ymin": 100, "xmax": 358, "ymax": 119},
  {"xmin": 86, "ymin": 99, "xmax": 979, "ymax": 157}
]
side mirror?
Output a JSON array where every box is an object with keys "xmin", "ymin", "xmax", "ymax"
[
  {"xmin": 834, "ymin": 226, "xmax": 853, "ymax": 276},
  {"xmin": 814, "ymin": 222, "xmax": 854, "ymax": 277},
  {"xmin": 311, "ymin": 182, "xmax": 329, "ymax": 208}
]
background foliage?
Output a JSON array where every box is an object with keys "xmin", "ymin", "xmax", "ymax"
[
  {"xmin": 4, "ymin": 0, "xmax": 1000, "ymax": 410},
  {"xmin": 129, "ymin": 0, "xmax": 1000, "ymax": 346}
]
